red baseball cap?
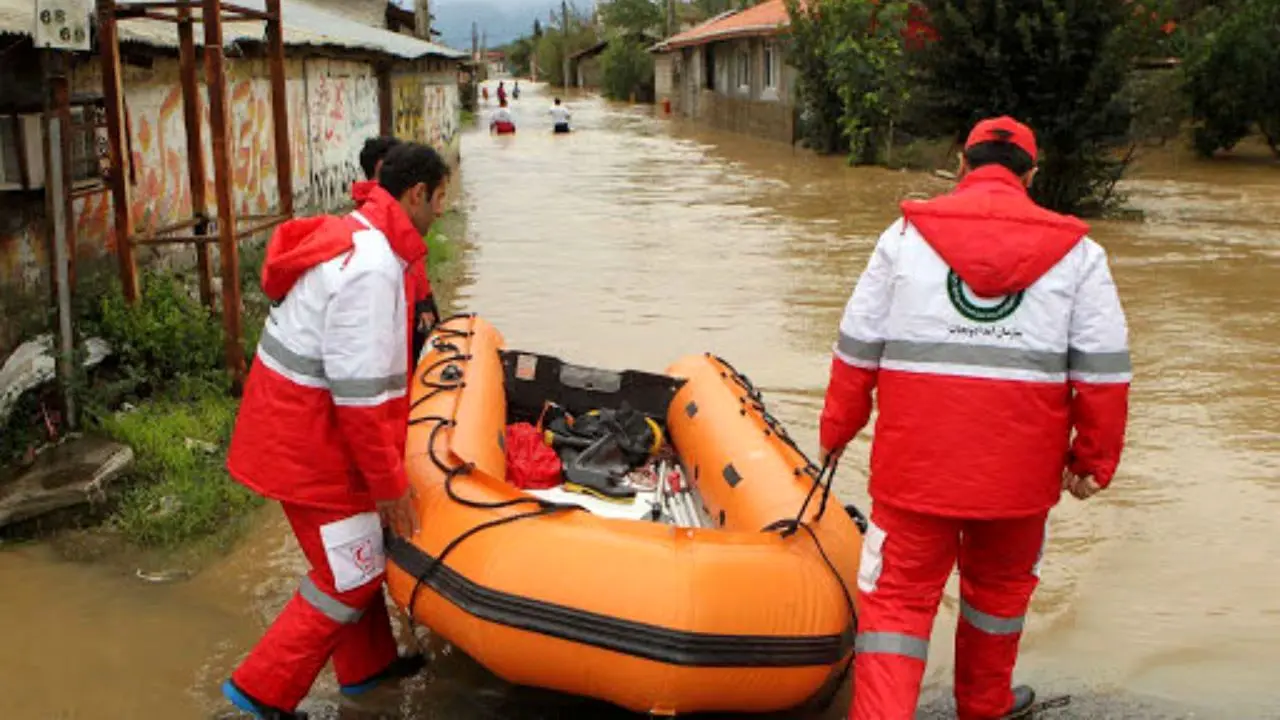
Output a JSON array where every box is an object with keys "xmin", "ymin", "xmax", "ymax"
[{"xmin": 965, "ymin": 116, "xmax": 1037, "ymax": 161}]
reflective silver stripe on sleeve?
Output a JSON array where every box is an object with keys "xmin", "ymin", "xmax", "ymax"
[
  {"xmin": 837, "ymin": 333, "xmax": 886, "ymax": 364},
  {"xmin": 299, "ymin": 576, "xmax": 364, "ymax": 624},
  {"xmin": 959, "ymin": 599, "xmax": 1025, "ymax": 635},
  {"xmin": 883, "ymin": 341, "xmax": 1067, "ymax": 374},
  {"xmin": 329, "ymin": 374, "xmax": 408, "ymax": 400},
  {"xmin": 258, "ymin": 327, "xmax": 326, "ymax": 381},
  {"xmin": 1067, "ymin": 348, "xmax": 1132, "ymax": 374},
  {"xmin": 854, "ymin": 631, "xmax": 929, "ymax": 661}
]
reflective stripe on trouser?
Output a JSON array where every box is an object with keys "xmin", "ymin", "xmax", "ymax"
[
  {"xmin": 231, "ymin": 504, "xmax": 398, "ymax": 711},
  {"xmin": 851, "ymin": 503, "xmax": 957, "ymax": 720},
  {"xmin": 850, "ymin": 503, "xmax": 1048, "ymax": 720},
  {"xmin": 954, "ymin": 512, "xmax": 1046, "ymax": 720}
]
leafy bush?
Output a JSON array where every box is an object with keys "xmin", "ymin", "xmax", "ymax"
[
  {"xmin": 601, "ymin": 38, "xmax": 656, "ymax": 102},
  {"xmin": 786, "ymin": 0, "xmax": 848, "ymax": 155},
  {"xmin": 81, "ymin": 272, "xmax": 226, "ymax": 389},
  {"xmin": 787, "ymin": 0, "xmax": 918, "ymax": 164},
  {"xmin": 914, "ymin": 0, "xmax": 1150, "ymax": 215},
  {"xmin": 1183, "ymin": 0, "xmax": 1280, "ymax": 157}
]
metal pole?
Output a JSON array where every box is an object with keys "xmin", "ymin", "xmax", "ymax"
[
  {"xmin": 97, "ymin": 0, "xmax": 138, "ymax": 303},
  {"xmin": 177, "ymin": 3, "xmax": 213, "ymax": 309},
  {"xmin": 264, "ymin": 0, "xmax": 293, "ymax": 216},
  {"xmin": 561, "ymin": 0, "xmax": 569, "ymax": 89},
  {"xmin": 43, "ymin": 51, "xmax": 77, "ymax": 429},
  {"xmin": 203, "ymin": 0, "xmax": 247, "ymax": 385}
]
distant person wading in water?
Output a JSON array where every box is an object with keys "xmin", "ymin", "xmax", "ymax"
[
  {"xmin": 490, "ymin": 98, "xmax": 516, "ymax": 135},
  {"xmin": 550, "ymin": 98, "xmax": 571, "ymax": 134},
  {"xmin": 496, "ymin": 81, "xmax": 507, "ymax": 105}
]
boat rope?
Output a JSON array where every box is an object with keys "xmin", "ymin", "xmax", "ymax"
[
  {"xmin": 708, "ymin": 353, "xmax": 821, "ymax": 481},
  {"xmin": 713, "ymin": 353, "xmax": 862, "ymax": 699},
  {"xmin": 401, "ymin": 315, "xmax": 583, "ymax": 627},
  {"xmin": 398, "ymin": 324, "xmax": 860, "ymax": 695}
]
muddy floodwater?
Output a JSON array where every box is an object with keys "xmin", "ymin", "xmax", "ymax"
[{"xmin": 1, "ymin": 83, "xmax": 1277, "ymax": 719}]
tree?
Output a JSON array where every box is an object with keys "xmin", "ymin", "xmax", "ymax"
[
  {"xmin": 533, "ymin": 4, "xmax": 598, "ymax": 88},
  {"xmin": 786, "ymin": 0, "xmax": 913, "ymax": 162},
  {"xmin": 601, "ymin": 38, "xmax": 656, "ymax": 101},
  {"xmin": 534, "ymin": 18, "xmax": 543, "ymax": 38},
  {"xmin": 913, "ymin": 0, "xmax": 1153, "ymax": 215},
  {"xmin": 600, "ymin": 0, "xmax": 664, "ymax": 36},
  {"xmin": 1183, "ymin": 0, "xmax": 1280, "ymax": 157}
]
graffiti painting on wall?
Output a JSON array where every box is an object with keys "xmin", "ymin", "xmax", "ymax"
[
  {"xmin": 71, "ymin": 61, "xmax": 310, "ymax": 250},
  {"xmin": 424, "ymin": 84, "xmax": 460, "ymax": 154},
  {"xmin": 306, "ymin": 60, "xmax": 380, "ymax": 213},
  {"xmin": 393, "ymin": 75, "xmax": 424, "ymax": 143}
]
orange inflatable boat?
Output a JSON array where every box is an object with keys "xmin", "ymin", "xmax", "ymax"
[{"xmin": 385, "ymin": 316, "xmax": 865, "ymax": 715}]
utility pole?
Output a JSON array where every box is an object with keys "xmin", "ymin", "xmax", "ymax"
[
  {"xmin": 666, "ymin": 0, "xmax": 676, "ymax": 38},
  {"xmin": 470, "ymin": 21, "xmax": 480, "ymax": 105},
  {"xmin": 561, "ymin": 0, "xmax": 570, "ymax": 89}
]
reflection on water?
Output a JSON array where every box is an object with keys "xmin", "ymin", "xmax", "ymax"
[{"xmin": 0, "ymin": 83, "xmax": 1277, "ymax": 719}]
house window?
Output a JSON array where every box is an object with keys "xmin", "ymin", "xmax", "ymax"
[
  {"xmin": 736, "ymin": 47, "xmax": 750, "ymax": 90},
  {"xmin": 763, "ymin": 40, "xmax": 777, "ymax": 89}
]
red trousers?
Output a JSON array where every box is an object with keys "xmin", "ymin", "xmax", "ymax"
[
  {"xmin": 232, "ymin": 503, "xmax": 399, "ymax": 711},
  {"xmin": 850, "ymin": 503, "xmax": 1047, "ymax": 720}
]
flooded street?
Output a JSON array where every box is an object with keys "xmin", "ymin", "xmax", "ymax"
[{"xmin": 2, "ymin": 82, "xmax": 1278, "ymax": 718}]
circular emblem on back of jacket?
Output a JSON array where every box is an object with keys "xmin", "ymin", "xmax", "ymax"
[{"xmin": 946, "ymin": 270, "xmax": 1025, "ymax": 323}]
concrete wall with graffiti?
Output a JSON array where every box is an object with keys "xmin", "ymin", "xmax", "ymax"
[
  {"xmin": 0, "ymin": 53, "xmax": 459, "ymax": 355},
  {"xmin": 392, "ymin": 67, "xmax": 462, "ymax": 163}
]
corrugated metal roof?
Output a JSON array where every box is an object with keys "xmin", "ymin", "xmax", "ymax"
[
  {"xmin": 654, "ymin": 0, "xmax": 790, "ymax": 52},
  {"xmin": 0, "ymin": 0, "xmax": 466, "ymax": 59}
]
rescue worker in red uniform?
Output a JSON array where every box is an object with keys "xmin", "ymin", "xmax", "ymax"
[
  {"xmin": 820, "ymin": 117, "xmax": 1131, "ymax": 720},
  {"xmin": 221, "ymin": 143, "xmax": 452, "ymax": 720},
  {"xmin": 356, "ymin": 136, "xmax": 440, "ymax": 357}
]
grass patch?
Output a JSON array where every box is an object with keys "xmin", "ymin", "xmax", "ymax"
[
  {"xmin": 425, "ymin": 223, "xmax": 456, "ymax": 269},
  {"xmin": 95, "ymin": 387, "xmax": 261, "ymax": 547},
  {"xmin": 460, "ymin": 110, "xmax": 476, "ymax": 127},
  {"xmin": 71, "ymin": 268, "xmax": 272, "ymax": 548}
]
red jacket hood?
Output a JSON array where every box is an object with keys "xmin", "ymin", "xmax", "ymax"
[
  {"xmin": 260, "ymin": 185, "xmax": 428, "ymax": 302},
  {"xmin": 351, "ymin": 179, "xmax": 376, "ymax": 205},
  {"xmin": 900, "ymin": 165, "xmax": 1089, "ymax": 297}
]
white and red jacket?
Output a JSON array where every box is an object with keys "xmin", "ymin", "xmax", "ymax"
[
  {"xmin": 227, "ymin": 186, "xmax": 426, "ymax": 511},
  {"xmin": 820, "ymin": 165, "xmax": 1131, "ymax": 518}
]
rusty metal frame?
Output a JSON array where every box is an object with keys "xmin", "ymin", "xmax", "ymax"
[{"xmin": 97, "ymin": 0, "xmax": 294, "ymax": 385}]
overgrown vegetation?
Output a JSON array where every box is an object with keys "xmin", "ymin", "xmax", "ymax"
[
  {"xmin": 69, "ymin": 270, "xmax": 264, "ymax": 547},
  {"xmin": 1182, "ymin": 0, "xmax": 1280, "ymax": 157},
  {"xmin": 912, "ymin": 0, "xmax": 1153, "ymax": 215},
  {"xmin": 601, "ymin": 39, "xmax": 656, "ymax": 101},
  {"xmin": 787, "ymin": 0, "xmax": 913, "ymax": 164},
  {"xmin": 597, "ymin": 0, "xmax": 661, "ymax": 101},
  {"xmin": 786, "ymin": 0, "xmax": 1185, "ymax": 215}
]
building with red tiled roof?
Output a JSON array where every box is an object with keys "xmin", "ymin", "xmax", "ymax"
[
  {"xmin": 656, "ymin": 0, "xmax": 791, "ymax": 52},
  {"xmin": 651, "ymin": 0, "xmax": 795, "ymax": 144}
]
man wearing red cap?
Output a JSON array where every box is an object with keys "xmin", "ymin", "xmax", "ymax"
[{"xmin": 820, "ymin": 117, "xmax": 1131, "ymax": 719}]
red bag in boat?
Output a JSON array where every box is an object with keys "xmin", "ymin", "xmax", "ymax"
[{"xmin": 505, "ymin": 423, "xmax": 563, "ymax": 489}]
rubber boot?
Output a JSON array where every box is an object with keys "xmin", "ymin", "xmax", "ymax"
[
  {"xmin": 221, "ymin": 679, "xmax": 309, "ymax": 720},
  {"xmin": 339, "ymin": 654, "xmax": 428, "ymax": 697},
  {"xmin": 1001, "ymin": 685, "xmax": 1036, "ymax": 719}
]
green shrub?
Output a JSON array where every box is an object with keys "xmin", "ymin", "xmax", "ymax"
[
  {"xmin": 601, "ymin": 37, "xmax": 655, "ymax": 102},
  {"xmin": 1183, "ymin": 0, "xmax": 1280, "ymax": 157},
  {"xmin": 80, "ymin": 272, "xmax": 226, "ymax": 389}
]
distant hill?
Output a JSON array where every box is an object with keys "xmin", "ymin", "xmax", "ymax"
[{"xmin": 432, "ymin": 0, "xmax": 572, "ymax": 50}]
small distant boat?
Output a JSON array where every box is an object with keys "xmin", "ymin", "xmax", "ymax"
[{"xmin": 386, "ymin": 316, "xmax": 865, "ymax": 715}]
